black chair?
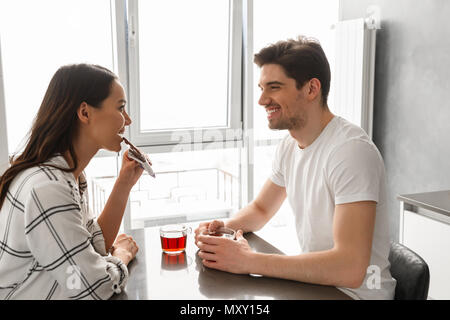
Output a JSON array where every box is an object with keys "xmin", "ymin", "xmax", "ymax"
[{"xmin": 388, "ymin": 241, "xmax": 430, "ymax": 300}]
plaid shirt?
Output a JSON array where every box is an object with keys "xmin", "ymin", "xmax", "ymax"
[{"xmin": 0, "ymin": 155, "xmax": 128, "ymax": 299}]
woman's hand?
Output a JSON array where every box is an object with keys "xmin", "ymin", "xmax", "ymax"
[
  {"xmin": 117, "ymin": 150, "xmax": 144, "ymax": 190},
  {"xmin": 111, "ymin": 233, "xmax": 139, "ymax": 265},
  {"xmin": 97, "ymin": 150, "xmax": 145, "ymax": 251}
]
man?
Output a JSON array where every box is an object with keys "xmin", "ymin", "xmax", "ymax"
[{"xmin": 195, "ymin": 36, "xmax": 396, "ymax": 300}]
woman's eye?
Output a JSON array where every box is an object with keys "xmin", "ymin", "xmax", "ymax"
[{"xmin": 119, "ymin": 105, "xmax": 125, "ymax": 112}]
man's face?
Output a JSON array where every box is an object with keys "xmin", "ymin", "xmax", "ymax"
[{"xmin": 257, "ymin": 64, "xmax": 308, "ymax": 131}]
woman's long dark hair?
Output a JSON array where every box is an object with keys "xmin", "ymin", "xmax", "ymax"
[{"xmin": 0, "ymin": 63, "xmax": 118, "ymax": 210}]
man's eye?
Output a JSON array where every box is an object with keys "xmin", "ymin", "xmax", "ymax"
[{"xmin": 270, "ymin": 86, "xmax": 280, "ymax": 90}]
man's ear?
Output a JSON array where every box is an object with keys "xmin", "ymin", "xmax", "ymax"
[
  {"xmin": 77, "ymin": 102, "xmax": 90, "ymax": 124},
  {"xmin": 306, "ymin": 78, "xmax": 322, "ymax": 102}
]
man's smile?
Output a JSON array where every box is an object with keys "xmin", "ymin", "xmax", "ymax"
[{"xmin": 266, "ymin": 105, "xmax": 281, "ymax": 119}]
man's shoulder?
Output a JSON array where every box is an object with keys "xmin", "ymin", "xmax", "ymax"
[
  {"xmin": 330, "ymin": 117, "xmax": 371, "ymax": 143},
  {"xmin": 327, "ymin": 117, "xmax": 378, "ymax": 153}
]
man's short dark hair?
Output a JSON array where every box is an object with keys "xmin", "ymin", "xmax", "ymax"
[{"xmin": 254, "ymin": 35, "xmax": 331, "ymax": 107}]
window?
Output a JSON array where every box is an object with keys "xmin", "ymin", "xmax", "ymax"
[
  {"xmin": 127, "ymin": 147, "xmax": 240, "ymax": 229},
  {"xmin": 0, "ymin": 0, "xmax": 116, "ymax": 154},
  {"xmin": 127, "ymin": 0, "xmax": 242, "ymax": 147},
  {"xmin": 0, "ymin": 45, "xmax": 7, "ymax": 174},
  {"xmin": 137, "ymin": 0, "xmax": 229, "ymax": 131},
  {"xmin": 0, "ymin": 0, "xmax": 121, "ymax": 226},
  {"xmin": 0, "ymin": 0, "xmax": 340, "ymax": 233},
  {"xmin": 120, "ymin": 0, "xmax": 244, "ymax": 227}
]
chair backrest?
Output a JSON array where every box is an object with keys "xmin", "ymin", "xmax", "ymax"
[{"xmin": 388, "ymin": 241, "xmax": 430, "ymax": 300}]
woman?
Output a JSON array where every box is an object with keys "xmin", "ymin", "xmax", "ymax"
[{"xmin": 0, "ymin": 64, "xmax": 141, "ymax": 299}]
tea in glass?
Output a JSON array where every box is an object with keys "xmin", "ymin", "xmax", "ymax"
[{"xmin": 160, "ymin": 224, "xmax": 191, "ymax": 254}]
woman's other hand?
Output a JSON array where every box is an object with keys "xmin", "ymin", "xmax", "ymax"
[{"xmin": 111, "ymin": 233, "xmax": 139, "ymax": 265}]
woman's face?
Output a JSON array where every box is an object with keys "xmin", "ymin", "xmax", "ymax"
[{"xmin": 88, "ymin": 79, "xmax": 131, "ymax": 152}]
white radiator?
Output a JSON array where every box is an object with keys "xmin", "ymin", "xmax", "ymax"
[{"xmin": 333, "ymin": 18, "xmax": 378, "ymax": 138}]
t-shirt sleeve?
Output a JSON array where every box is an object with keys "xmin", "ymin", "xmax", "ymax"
[
  {"xmin": 269, "ymin": 138, "xmax": 287, "ymax": 187},
  {"xmin": 24, "ymin": 181, "xmax": 128, "ymax": 300},
  {"xmin": 326, "ymin": 139, "xmax": 385, "ymax": 205}
]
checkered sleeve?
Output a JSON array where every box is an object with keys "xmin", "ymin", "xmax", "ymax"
[
  {"xmin": 85, "ymin": 219, "xmax": 108, "ymax": 256},
  {"xmin": 23, "ymin": 181, "xmax": 128, "ymax": 300}
]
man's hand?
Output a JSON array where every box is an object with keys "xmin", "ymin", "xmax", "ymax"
[
  {"xmin": 194, "ymin": 220, "xmax": 224, "ymax": 246},
  {"xmin": 196, "ymin": 230, "xmax": 254, "ymax": 274}
]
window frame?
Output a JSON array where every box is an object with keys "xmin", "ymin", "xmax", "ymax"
[
  {"xmin": 116, "ymin": 0, "xmax": 251, "ymax": 229},
  {"xmin": 126, "ymin": 0, "xmax": 243, "ymax": 148},
  {"xmin": 0, "ymin": 36, "xmax": 9, "ymax": 175}
]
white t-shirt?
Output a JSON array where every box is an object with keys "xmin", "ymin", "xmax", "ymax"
[{"xmin": 270, "ymin": 116, "xmax": 396, "ymax": 300}]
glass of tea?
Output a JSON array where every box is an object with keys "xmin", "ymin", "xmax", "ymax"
[
  {"xmin": 202, "ymin": 226, "xmax": 236, "ymax": 239},
  {"xmin": 160, "ymin": 224, "xmax": 192, "ymax": 254}
]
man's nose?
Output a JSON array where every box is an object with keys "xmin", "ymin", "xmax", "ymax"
[{"xmin": 258, "ymin": 91, "xmax": 271, "ymax": 106}]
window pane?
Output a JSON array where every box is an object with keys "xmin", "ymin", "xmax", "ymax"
[
  {"xmin": 253, "ymin": 0, "xmax": 339, "ymax": 141},
  {"xmin": 129, "ymin": 147, "xmax": 240, "ymax": 228},
  {"xmin": 137, "ymin": 0, "xmax": 230, "ymax": 131},
  {"xmin": 0, "ymin": 0, "xmax": 114, "ymax": 153}
]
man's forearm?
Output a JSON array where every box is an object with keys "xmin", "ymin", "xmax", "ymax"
[
  {"xmin": 224, "ymin": 201, "xmax": 274, "ymax": 233},
  {"xmin": 248, "ymin": 248, "xmax": 367, "ymax": 289},
  {"xmin": 97, "ymin": 178, "xmax": 132, "ymax": 251},
  {"xmin": 223, "ymin": 179, "xmax": 285, "ymax": 233}
]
